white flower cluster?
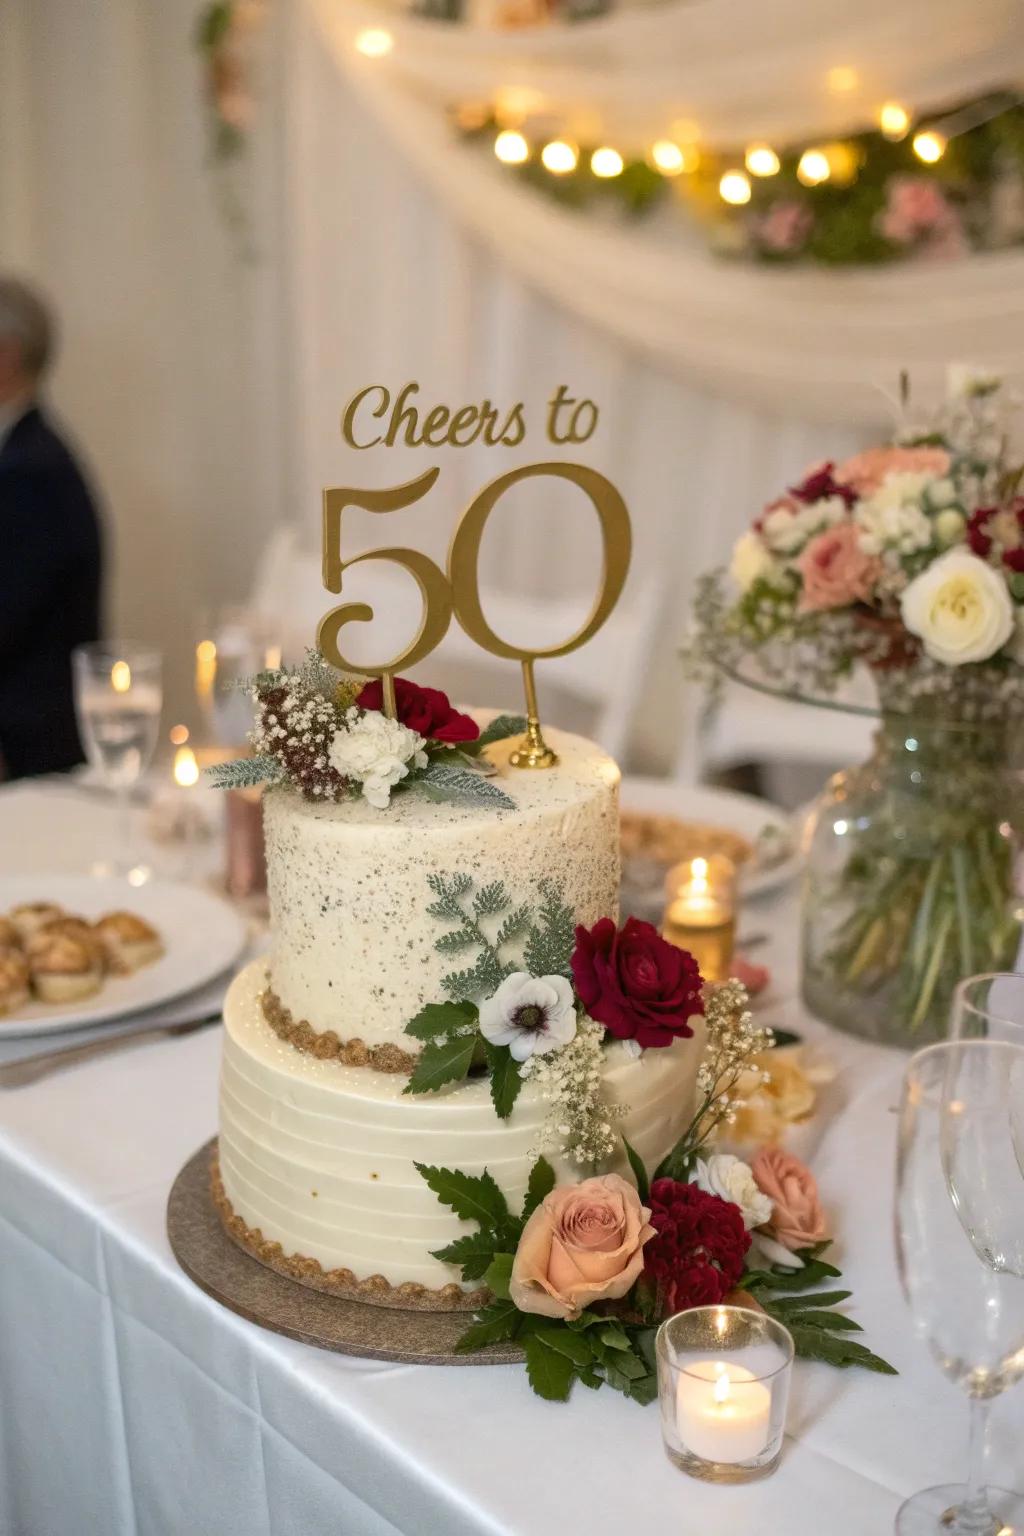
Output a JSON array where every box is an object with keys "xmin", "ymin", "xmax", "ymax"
[
  {"xmin": 693, "ymin": 979, "xmax": 774, "ymax": 1143},
  {"xmin": 760, "ymin": 495, "xmax": 846, "ymax": 556},
  {"xmin": 328, "ymin": 707, "xmax": 427, "ymax": 809},
  {"xmin": 694, "ymin": 1152, "xmax": 773, "ymax": 1231},
  {"xmin": 520, "ymin": 1016, "xmax": 625, "ymax": 1167},
  {"xmin": 854, "ymin": 472, "xmax": 946, "ymax": 558}
]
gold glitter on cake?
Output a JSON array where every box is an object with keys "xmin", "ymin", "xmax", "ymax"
[{"xmin": 261, "ymin": 985, "xmax": 418, "ymax": 1075}]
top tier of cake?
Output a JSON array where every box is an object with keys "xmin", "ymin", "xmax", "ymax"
[{"xmin": 263, "ymin": 726, "xmax": 621, "ymax": 1049}]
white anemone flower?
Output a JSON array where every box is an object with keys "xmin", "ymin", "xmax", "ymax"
[{"xmin": 479, "ymin": 972, "xmax": 577, "ymax": 1062}]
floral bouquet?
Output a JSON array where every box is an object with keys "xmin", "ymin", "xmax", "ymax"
[
  {"xmin": 691, "ymin": 375, "xmax": 1024, "ymax": 1043},
  {"xmin": 418, "ymin": 977, "xmax": 893, "ymax": 1402}
]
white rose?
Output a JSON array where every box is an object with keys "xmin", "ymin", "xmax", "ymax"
[
  {"xmin": 900, "ymin": 550, "xmax": 1014, "ymax": 666},
  {"xmin": 479, "ymin": 972, "xmax": 577, "ymax": 1062},
  {"xmin": 694, "ymin": 1153, "xmax": 773, "ymax": 1231},
  {"xmin": 328, "ymin": 710, "xmax": 427, "ymax": 809},
  {"xmin": 926, "ymin": 478, "xmax": 958, "ymax": 510},
  {"xmin": 934, "ymin": 509, "xmax": 966, "ymax": 547},
  {"xmin": 730, "ymin": 531, "xmax": 775, "ymax": 593}
]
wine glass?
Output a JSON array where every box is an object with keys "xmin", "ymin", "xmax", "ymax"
[
  {"xmin": 195, "ymin": 606, "xmax": 279, "ymax": 748},
  {"xmin": 952, "ymin": 973, "xmax": 1024, "ymax": 1045},
  {"xmin": 72, "ymin": 642, "xmax": 163, "ymax": 883},
  {"xmin": 894, "ymin": 1040, "xmax": 1024, "ymax": 1535}
]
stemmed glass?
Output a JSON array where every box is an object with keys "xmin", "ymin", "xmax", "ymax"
[
  {"xmin": 951, "ymin": 972, "xmax": 1024, "ymax": 1046},
  {"xmin": 894, "ymin": 1039, "xmax": 1024, "ymax": 1534},
  {"xmin": 72, "ymin": 643, "xmax": 163, "ymax": 883}
]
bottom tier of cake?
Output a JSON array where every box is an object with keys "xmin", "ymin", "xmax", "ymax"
[{"xmin": 218, "ymin": 960, "xmax": 704, "ymax": 1308}]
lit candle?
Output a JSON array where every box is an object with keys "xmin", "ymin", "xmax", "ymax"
[
  {"xmin": 195, "ymin": 639, "xmax": 217, "ymax": 704},
  {"xmin": 675, "ymin": 1360, "xmax": 771, "ymax": 1464},
  {"xmin": 662, "ymin": 854, "xmax": 737, "ymax": 981},
  {"xmin": 173, "ymin": 744, "xmax": 199, "ymax": 788}
]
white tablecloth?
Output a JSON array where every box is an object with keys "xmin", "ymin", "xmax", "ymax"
[{"xmin": 0, "ymin": 780, "xmax": 1021, "ymax": 1536}]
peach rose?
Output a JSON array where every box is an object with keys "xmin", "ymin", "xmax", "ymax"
[
  {"xmin": 836, "ymin": 445, "xmax": 951, "ymax": 496},
  {"xmin": 797, "ymin": 522, "xmax": 880, "ymax": 611},
  {"xmin": 509, "ymin": 1174, "xmax": 655, "ymax": 1320},
  {"xmin": 751, "ymin": 1145, "xmax": 828, "ymax": 1252}
]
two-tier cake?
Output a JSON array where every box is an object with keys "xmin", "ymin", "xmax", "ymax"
[{"xmin": 214, "ymin": 677, "xmax": 704, "ymax": 1311}]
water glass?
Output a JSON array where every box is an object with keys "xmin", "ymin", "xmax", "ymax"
[{"xmin": 72, "ymin": 642, "xmax": 162, "ymax": 881}]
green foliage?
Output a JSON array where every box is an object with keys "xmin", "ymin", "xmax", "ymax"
[
  {"xmin": 206, "ymin": 754, "xmax": 282, "ymax": 791},
  {"xmin": 414, "ymin": 1163, "xmax": 511, "ymax": 1232},
  {"xmin": 523, "ymin": 879, "xmax": 576, "ymax": 977},
  {"xmin": 425, "ymin": 873, "xmax": 474, "ymax": 922},
  {"xmin": 429, "ymin": 1231, "xmax": 499, "ymax": 1282},
  {"xmin": 621, "ymin": 1136, "xmax": 650, "ymax": 1204},
  {"xmin": 195, "ymin": 1, "xmax": 234, "ymax": 50},
  {"xmin": 403, "ymin": 1034, "xmax": 477, "ymax": 1096},
  {"xmin": 524, "ymin": 1334, "xmax": 577, "ymax": 1401},
  {"xmin": 419, "ymin": 761, "xmax": 516, "ymax": 809},
  {"xmin": 454, "ymin": 1300, "xmax": 522, "ymax": 1352},
  {"xmin": 741, "ymin": 1243, "xmax": 896, "ymax": 1375},
  {"xmin": 404, "ymin": 999, "xmax": 477, "ymax": 1042},
  {"xmin": 521, "ymin": 1157, "xmax": 556, "ymax": 1222},
  {"xmin": 483, "ymin": 1253, "xmax": 515, "ymax": 1300},
  {"xmin": 483, "ymin": 1041, "xmax": 524, "ymax": 1120},
  {"xmin": 465, "ymin": 714, "xmax": 529, "ymax": 753}
]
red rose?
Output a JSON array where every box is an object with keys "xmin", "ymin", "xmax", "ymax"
[
  {"xmin": 644, "ymin": 1180, "xmax": 750, "ymax": 1315},
  {"xmin": 355, "ymin": 678, "xmax": 479, "ymax": 744},
  {"xmin": 789, "ymin": 461, "xmax": 856, "ymax": 509},
  {"xmin": 570, "ymin": 917, "xmax": 703, "ymax": 1049}
]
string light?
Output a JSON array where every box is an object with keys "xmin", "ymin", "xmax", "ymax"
[
  {"xmin": 169, "ymin": 723, "xmax": 190, "ymax": 746},
  {"xmin": 494, "ymin": 129, "xmax": 529, "ymax": 165},
  {"xmin": 590, "ymin": 146, "xmax": 624, "ymax": 178},
  {"xmin": 354, "ymin": 27, "xmax": 393, "ymax": 58},
  {"xmin": 913, "ymin": 129, "xmax": 946, "ymax": 164},
  {"xmin": 719, "ymin": 170, "xmax": 752, "ymax": 205},
  {"xmin": 173, "ymin": 745, "xmax": 199, "ymax": 789},
  {"xmin": 797, "ymin": 148, "xmax": 831, "ymax": 186},
  {"xmin": 541, "ymin": 139, "xmax": 578, "ymax": 175},
  {"xmin": 111, "ymin": 661, "xmax": 131, "ymax": 693},
  {"xmin": 823, "ymin": 141, "xmax": 860, "ymax": 186},
  {"xmin": 827, "ymin": 65, "xmax": 859, "ymax": 94},
  {"xmin": 650, "ymin": 140, "xmax": 698, "ymax": 175},
  {"xmin": 879, "ymin": 102, "xmax": 910, "ymax": 140},
  {"xmin": 745, "ymin": 144, "xmax": 780, "ymax": 177}
]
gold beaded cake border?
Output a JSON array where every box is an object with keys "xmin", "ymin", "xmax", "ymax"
[
  {"xmin": 261, "ymin": 983, "xmax": 418, "ymax": 1075},
  {"xmin": 210, "ymin": 1153, "xmax": 487, "ymax": 1313}
]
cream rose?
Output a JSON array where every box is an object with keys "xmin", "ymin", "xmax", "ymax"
[
  {"xmin": 900, "ymin": 550, "xmax": 1014, "ymax": 665},
  {"xmin": 730, "ymin": 531, "xmax": 775, "ymax": 593},
  {"xmin": 328, "ymin": 709, "xmax": 427, "ymax": 809},
  {"xmin": 694, "ymin": 1153, "xmax": 773, "ymax": 1231},
  {"xmin": 509, "ymin": 1174, "xmax": 654, "ymax": 1320}
]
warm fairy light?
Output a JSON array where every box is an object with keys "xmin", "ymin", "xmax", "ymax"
[
  {"xmin": 879, "ymin": 102, "xmax": 910, "ymax": 140},
  {"xmin": 797, "ymin": 148, "xmax": 831, "ymax": 186},
  {"xmin": 541, "ymin": 139, "xmax": 578, "ymax": 175},
  {"xmin": 745, "ymin": 144, "xmax": 780, "ymax": 177},
  {"xmin": 454, "ymin": 101, "xmax": 490, "ymax": 132},
  {"xmin": 591, "ymin": 146, "xmax": 624, "ymax": 178},
  {"xmin": 494, "ymin": 85, "xmax": 545, "ymax": 124},
  {"xmin": 494, "ymin": 129, "xmax": 529, "ymax": 165},
  {"xmin": 823, "ymin": 140, "xmax": 860, "ymax": 186},
  {"xmin": 173, "ymin": 745, "xmax": 199, "ymax": 789},
  {"xmin": 110, "ymin": 660, "xmax": 131, "ymax": 694},
  {"xmin": 719, "ymin": 171, "xmax": 752, "ymax": 205},
  {"xmin": 827, "ymin": 65, "xmax": 859, "ymax": 94},
  {"xmin": 195, "ymin": 639, "xmax": 217, "ymax": 701},
  {"xmin": 169, "ymin": 723, "xmax": 190, "ymax": 746},
  {"xmin": 651, "ymin": 139, "xmax": 698, "ymax": 175},
  {"xmin": 913, "ymin": 129, "xmax": 946, "ymax": 164},
  {"xmin": 264, "ymin": 643, "xmax": 282, "ymax": 670},
  {"xmin": 354, "ymin": 27, "xmax": 393, "ymax": 58}
]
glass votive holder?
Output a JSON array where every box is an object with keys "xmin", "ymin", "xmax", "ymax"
[
  {"xmin": 656, "ymin": 1305, "xmax": 794, "ymax": 1483},
  {"xmin": 661, "ymin": 853, "xmax": 737, "ymax": 982}
]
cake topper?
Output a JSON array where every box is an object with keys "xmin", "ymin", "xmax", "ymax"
[{"xmin": 318, "ymin": 385, "xmax": 632, "ymax": 768}]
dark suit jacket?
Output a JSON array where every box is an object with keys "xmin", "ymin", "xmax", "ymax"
[{"xmin": 0, "ymin": 405, "xmax": 103, "ymax": 778}]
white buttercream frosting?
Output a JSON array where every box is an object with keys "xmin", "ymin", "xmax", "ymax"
[
  {"xmin": 263, "ymin": 726, "xmax": 621, "ymax": 1048},
  {"xmin": 219, "ymin": 960, "xmax": 704, "ymax": 1290}
]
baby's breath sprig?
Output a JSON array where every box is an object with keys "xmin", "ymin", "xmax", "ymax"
[{"xmin": 520, "ymin": 1017, "xmax": 626, "ymax": 1169}]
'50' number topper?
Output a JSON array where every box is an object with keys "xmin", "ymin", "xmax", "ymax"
[{"xmin": 318, "ymin": 461, "xmax": 631, "ymax": 770}]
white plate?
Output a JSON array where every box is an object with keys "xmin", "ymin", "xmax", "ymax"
[
  {"xmin": 619, "ymin": 779, "xmax": 800, "ymax": 900},
  {"xmin": 0, "ymin": 876, "xmax": 248, "ymax": 1038}
]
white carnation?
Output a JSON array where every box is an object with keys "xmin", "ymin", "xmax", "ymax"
[
  {"xmin": 694, "ymin": 1152, "xmax": 773, "ymax": 1231},
  {"xmin": 900, "ymin": 550, "xmax": 1015, "ymax": 666},
  {"xmin": 328, "ymin": 709, "xmax": 427, "ymax": 809}
]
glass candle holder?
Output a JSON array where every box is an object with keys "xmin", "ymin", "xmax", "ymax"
[
  {"xmin": 656, "ymin": 1306, "xmax": 793, "ymax": 1483},
  {"xmin": 662, "ymin": 854, "xmax": 737, "ymax": 981}
]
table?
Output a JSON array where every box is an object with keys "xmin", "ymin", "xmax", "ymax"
[{"xmin": 1, "ymin": 778, "xmax": 1021, "ymax": 1536}]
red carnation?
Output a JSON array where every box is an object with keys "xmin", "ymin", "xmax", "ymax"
[
  {"xmin": 643, "ymin": 1180, "xmax": 750, "ymax": 1314},
  {"xmin": 356, "ymin": 677, "xmax": 479, "ymax": 744},
  {"xmin": 968, "ymin": 507, "xmax": 994, "ymax": 558},
  {"xmin": 789, "ymin": 462, "xmax": 857, "ymax": 509},
  {"xmin": 571, "ymin": 917, "xmax": 703, "ymax": 1049}
]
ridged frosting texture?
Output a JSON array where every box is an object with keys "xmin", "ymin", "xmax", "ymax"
[
  {"xmin": 219, "ymin": 961, "xmax": 705, "ymax": 1290},
  {"xmin": 263, "ymin": 726, "xmax": 621, "ymax": 1048}
]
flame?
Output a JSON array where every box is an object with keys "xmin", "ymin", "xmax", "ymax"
[
  {"xmin": 111, "ymin": 660, "xmax": 132, "ymax": 694},
  {"xmin": 713, "ymin": 1370, "xmax": 731, "ymax": 1405},
  {"xmin": 195, "ymin": 640, "xmax": 217, "ymax": 701},
  {"xmin": 174, "ymin": 745, "xmax": 199, "ymax": 788}
]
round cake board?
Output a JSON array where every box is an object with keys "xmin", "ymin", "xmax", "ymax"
[{"xmin": 167, "ymin": 1139, "xmax": 524, "ymax": 1366}]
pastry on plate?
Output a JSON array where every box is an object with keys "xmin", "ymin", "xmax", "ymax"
[
  {"xmin": 0, "ymin": 916, "xmax": 23, "ymax": 953},
  {"xmin": 9, "ymin": 901, "xmax": 65, "ymax": 943},
  {"xmin": 0, "ymin": 951, "xmax": 31, "ymax": 1014},
  {"xmin": 29, "ymin": 934, "xmax": 103, "ymax": 1004},
  {"xmin": 93, "ymin": 911, "xmax": 163, "ymax": 974},
  {"xmin": 29, "ymin": 916, "xmax": 107, "ymax": 970}
]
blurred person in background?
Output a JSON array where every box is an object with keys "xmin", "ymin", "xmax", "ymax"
[{"xmin": 0, "ymin": 276, "xmax": 103, "ymax": 779}]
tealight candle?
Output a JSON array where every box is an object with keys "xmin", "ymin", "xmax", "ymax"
[
  {"xmin": 675, "ymin": 1360, "xmax": 771, "ymax": 1464},
  {"xmin": 662, "ymin": 854, "xmax": 737, "ymax": 981}
]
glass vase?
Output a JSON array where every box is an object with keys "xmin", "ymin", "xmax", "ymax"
[{"xmin": 802, "ymin": 715, "xmax": 1024, "ymax": 1047}]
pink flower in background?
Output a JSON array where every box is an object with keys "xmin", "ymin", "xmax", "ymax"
[
  {"xmin": 878, "ymin": 177, "xmax": 968, "ymax": 259},
  {"xmin": 755, "ymin": 201, "xmax": 813, "ymax": 256},
  {"xmin": 836, "ymin": 444, "xmax": 952, "ymax": 496},
  {"xmin": 751, "ymin": 1147, "xmax": 828, "ymax": 1252},
  {"xmin": 797, "ymin": 522, "xmax": 879, "ymax": 611}
]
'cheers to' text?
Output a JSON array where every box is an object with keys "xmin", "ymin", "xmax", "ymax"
[{"xmin": 342, "ymin": 382, "xmax": 599, "ymax": 450}]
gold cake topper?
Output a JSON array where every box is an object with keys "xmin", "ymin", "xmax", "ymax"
[{"xmin": 318, "ymin": 386, "xmax": 631, "ymax": 768}]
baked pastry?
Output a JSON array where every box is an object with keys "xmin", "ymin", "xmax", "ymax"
[
  {"xmin": 29, "ymin": 934, "xmax": 103, "ymax": 1004},
  {"xmin": 9, "ymin": 902, "xmax": 65, "ymax": 943},
  {"xmin": 29, "ymin": 916, "xmax": 107, "ymax": 970},
  {"xmin": 93, "ymin": 911, "xmax": 163, "ymax": 974},
  {"xmin": 0, "ymin": 916, "xmax": 23, "ymax": 953},
  {"xmin": 0, "ymin": 951, "xmax": 31, "ymax": 1014}
]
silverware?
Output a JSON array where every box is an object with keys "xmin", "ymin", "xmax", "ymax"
[{"xmin": 0, "ymin": 1014, "xmax": 221, "ymax": 1089}]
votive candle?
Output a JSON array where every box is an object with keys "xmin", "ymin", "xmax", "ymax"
[{"xmin": 662, "ymin": 854, "xmax": 737, "ymax": 980}]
